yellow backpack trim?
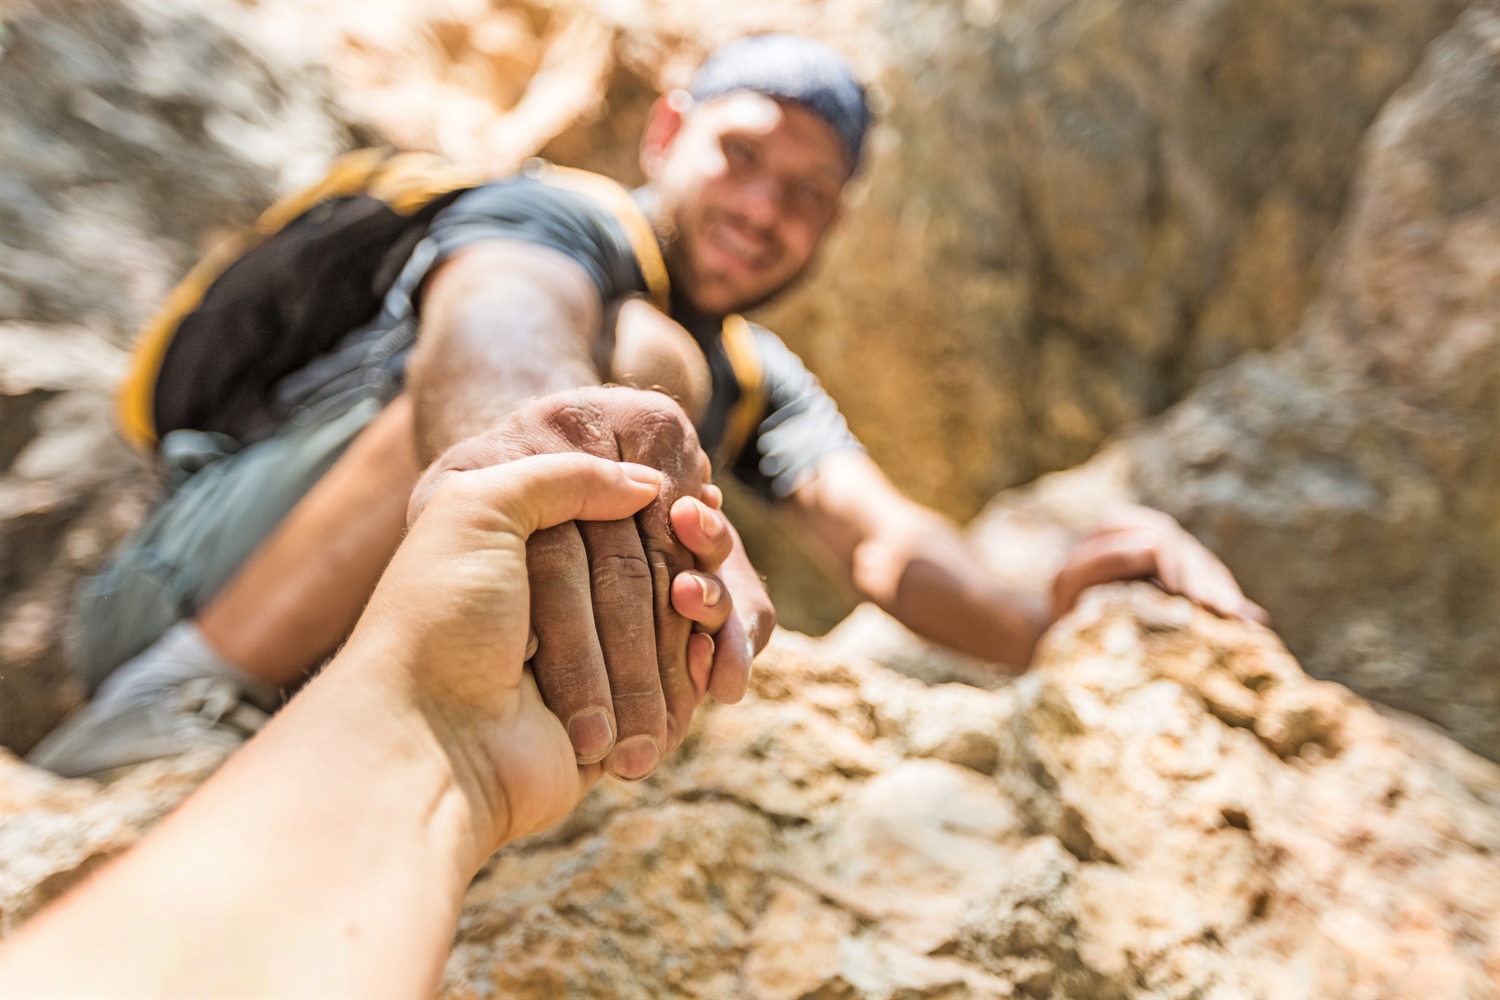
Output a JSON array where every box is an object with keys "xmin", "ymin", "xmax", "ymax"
[
  {"xmin": 117, "ymin": 153, "xmax": 668, "ymax": 452},
  {"xmin": 539, "ymin": 165, "xmax": 672, "ymax": 314},
  {"xmin": 719, "ymin": 314, "xmax": 766, "ymax": 467},
  {"xmin": 118, "ymin": 149, "xmax": 489, "ymax": 451}
]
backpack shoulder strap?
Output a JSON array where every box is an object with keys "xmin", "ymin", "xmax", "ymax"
[
  {"xmin": 536, "ymin": 165, "xmax": 671, "ymax": 313},
  {"xmin": 718, "ymin": 314, "xmax": 766, "ymax": 468},
  {"xmin": 117, "ymin": 149, "xmax": 489, "ymax": 451}
]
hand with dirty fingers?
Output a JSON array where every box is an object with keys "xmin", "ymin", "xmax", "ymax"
[{"xmin": 411, "ymin": 385, "xmax": 773, "ymax": 782}]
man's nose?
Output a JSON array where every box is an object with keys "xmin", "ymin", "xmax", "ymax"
[{"xmin": 735, "ymin": 176, "xmax": 781, "ymax": 231}]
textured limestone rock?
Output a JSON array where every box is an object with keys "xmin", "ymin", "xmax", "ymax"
[
  {"xmin": 0, "ymin": 745, "xmax": 224, "ymax": 933},
  {"xmin": 844, "ymin": 4, "xmax": 1500, "ymax": 761},
  {"xmin": 0, "ymin": 324, "xmax": 152, "ymax": 753},
  {"xmin": 853, "ymin": 5, "xmax": 1500, "ymax": 762},
  {"xmin": 1124, "ymin": 4, "xmax": 1500, "ymax": 762},
  {"xmin": 0, "ymin": 0, "xmax": 355, "ymax": 339},
  {"xmin": 4, "ymin": 591, "xmax": 1498, "ymax": 997}
]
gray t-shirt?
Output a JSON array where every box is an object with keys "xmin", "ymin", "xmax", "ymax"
[{"xmin": 274, "ymin": 170, "xmax": 861, "ymax": 500}]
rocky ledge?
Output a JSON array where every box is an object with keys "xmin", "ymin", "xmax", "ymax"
[{"xmin": 5, "ymin": 585, "xmax": 1497, "ymax": 998}]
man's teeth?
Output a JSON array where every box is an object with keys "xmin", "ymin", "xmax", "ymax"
[{"xmin": 716, "ymin": 225, "xmax": 765, "ymax": 265}]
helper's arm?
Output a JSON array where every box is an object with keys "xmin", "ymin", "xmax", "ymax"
[
  {"xmin": 0, "ymin": 456, "xmax": 661, "ymax": 999},
  {"xmin": 788, "ymin": 450, "xmax": 1265, "ymax": 671}
]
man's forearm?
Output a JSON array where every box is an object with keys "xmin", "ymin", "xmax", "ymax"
[
  {"xmin": 405, "ymin": 242, "xmax": 606, "ymax": 462},
  {"xmin": 790, "ymin": 451, "xmax": 1050, "ymax": 671},
  {"xmin": 857, "ymin": 526, "xmax": 1050, "ymax": 670}
]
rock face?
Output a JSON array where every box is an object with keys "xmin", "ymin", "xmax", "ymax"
[
  {"xmin": 6, "ymin": 588, "xmax": 1500, "ymax": 997},
  {"xmin": 0, "ymin": 0, "xmax": 358, "ymax": 753},
  {"xmin": 0, "ymin": 0, "xmax": 354, "ymax": 337},
  {"xmin": 861, "ymin": 5, "xmax": 1500, "ymax": 762},
  {"xmin": 1126, "ymin": 4, "xmax": 1500, "ymax": 762},
  {"xmin": 0, "ymin": 324, "xmax": 152, "ymax": 753},
  {"xmin": 751, "ymin": 0, "xmax": 1468, "ymax": 521}
]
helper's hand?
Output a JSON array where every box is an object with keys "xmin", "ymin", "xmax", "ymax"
[
  {"xmin": 1050, "ymin": 505, "xmax": 1269, "ymax": 625},
  {"xmin": 359, "ymin": 454, "xmax": 665, "ymax": 852},
  {"xmin": 410, "ymin": 386, "xmax": 715, "ymax": 781}
]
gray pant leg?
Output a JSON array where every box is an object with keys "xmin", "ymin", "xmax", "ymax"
[{"xmin": 71, "ymin": 393, "xmax": 385, "ymax": 696}]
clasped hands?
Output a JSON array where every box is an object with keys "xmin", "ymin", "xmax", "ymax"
[
  {"xmin": 407, "ymin": 386, "xmax": 773, "ymax": 784},
  {"xmin": 349, "ymin": 382, "xmax": 1265, "ymax": 859}
]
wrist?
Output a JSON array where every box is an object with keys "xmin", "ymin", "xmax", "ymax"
[{"xmin": 317, "ymin": 641, "xmax": 515, "ymax": 870}]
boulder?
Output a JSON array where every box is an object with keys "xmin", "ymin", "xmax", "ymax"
[
  {"xmin": 1125, "ymin": 4, "xmax": 1500, "ymax": 761},
  {"xmin": 5, "ymin": 589, "xmax": 1499, "ymax": 997},
  {"xmin": 843, "ymin": 4, "xmax": 1500, "ymax": 761}
]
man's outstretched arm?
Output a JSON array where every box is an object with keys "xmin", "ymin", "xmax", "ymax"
[
  {"xmin": 406, "ymin": 241, "xmax": 607, "ymax": 460},
  {"xmin": 788, "ymin": 450, "xmax": 1266, "ymax": 671},
  {"xmin": 404, "ymin": 243, "xmax": 768, "ymax": 775}
]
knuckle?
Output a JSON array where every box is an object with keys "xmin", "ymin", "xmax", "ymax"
[
  {"xmin": 632, "ymin": 400, "xmax": 697, "ymax": 450},
  {"xmin": 610, "ymin": 685, "xmax": 666, "ymax": 708},
  {"xmin": 591, "ymin": 550, "xmax": 654, "ymax": 587},
  {"xmin": 546, "ymin": 402, "xmax": 614, "ymax": 455},
  {"xmin": 527, "ymin": 530, "xmax": 586, "ymax": 574}
]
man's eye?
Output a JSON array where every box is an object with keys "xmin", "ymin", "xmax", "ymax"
[
  {"xmin": 794, "ymin": 180, "xmax": 828, "ymax": 207},
  {"xmin": 725, "ymin": 139, "xmax": 755, "ymax": 168}
]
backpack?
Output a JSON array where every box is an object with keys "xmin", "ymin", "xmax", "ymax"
[{"xmin": 118, "ymin": 148, "xmax": 766, "ymax": 461}]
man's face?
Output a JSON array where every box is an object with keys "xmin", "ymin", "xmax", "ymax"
[{"xmin": 642, "ymin": 91, "xmax": 851, "ymax": 317}]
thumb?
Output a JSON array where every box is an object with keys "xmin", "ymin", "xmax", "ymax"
[{"xmin": 428, "ymin": 453, "xmax": 663, "ymax": 539}]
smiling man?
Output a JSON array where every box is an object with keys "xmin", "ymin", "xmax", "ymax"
[{"xmin": 31, "ymin": 34, "xmax": 1265, "ymax": 783}]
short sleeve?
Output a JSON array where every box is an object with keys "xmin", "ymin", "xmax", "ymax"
[
  {"xmin": 730, "ymin": 325, "xmax": 863, "ymax": 500},
  {"xmin": 271, "ymin": 174, "xmax": 648, "ymax": 416},
  {"xmin": 416, "ymin": 176, "xmax": 647, "ymax": 305}
]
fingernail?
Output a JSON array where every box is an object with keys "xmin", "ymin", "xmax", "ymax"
[
  {"xmin": 696, "ymin": 573, "xmax": 723, "ymax": 607},
  {"xmin": 567, "ymin": 708, "xmax": 614, "ymax": 763},
  {"xmin": 612, "ymin": 735, "xmax": 661, "ymax": 780},
  {"xmin": 689, "ymin": 632, "xmax": 715, "ymax": 700},
  {"xmin": 698, "ymin": 502, "xmax": 726, "ymax": 539},
  {"xmin": 620, "ymin": 462, "xmax": 664, "ymax": 486}
]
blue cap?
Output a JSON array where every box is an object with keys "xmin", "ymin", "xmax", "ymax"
[{"xmin": 689, "ymin": 34, "xmax": 871, "ymax": 172}]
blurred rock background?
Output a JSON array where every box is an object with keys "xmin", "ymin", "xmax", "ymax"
[{"xmin": 5, "ymin": 0, "xmax": 1500, "ymax": 994}]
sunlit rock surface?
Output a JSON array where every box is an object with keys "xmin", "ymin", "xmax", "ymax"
[
  {"xmin": 842, "ymin": 5, "xmax": 1500, "ymax": 760},
  {"xmin": 5, "ymin": 590, "xmax": 1499, "ymax": 997}
]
